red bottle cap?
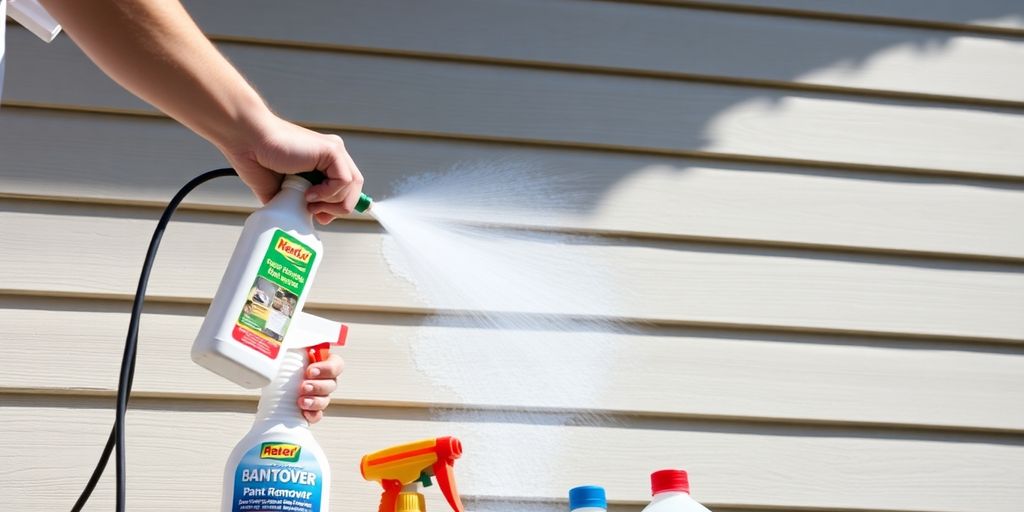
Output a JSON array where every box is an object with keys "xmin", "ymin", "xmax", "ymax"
[{"xmin": 651, "ymin": 469, "xmax": 690, "ymax": 495}]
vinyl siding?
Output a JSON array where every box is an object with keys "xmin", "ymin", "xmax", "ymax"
[{"xmin": 1, "ymin": 1, "xmax": 1022, "ymax": 511}]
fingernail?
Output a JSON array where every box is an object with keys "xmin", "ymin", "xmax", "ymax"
[
  {"xmin": 309, "ymin": 367, "xmax": 321, "ymax": 377},
  {"xmin": 302, "ymin": 398, "xmax": 314, "ymax": 407},
  {"xmin": 306, "ymin": 191, "xmax": 319, "ymax": 202},
  {"xmin": 303, "ymin": 384, "xmax": 314, "ymax": 393}
]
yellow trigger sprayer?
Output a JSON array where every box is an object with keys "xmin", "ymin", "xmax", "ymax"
[{"xmin": 361, "ymin": 437, "xmax": 465, "ymax": 512}]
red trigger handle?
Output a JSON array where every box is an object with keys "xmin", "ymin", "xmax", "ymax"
[
  {"xmin": 432, "ymin": 436, "xmax": 465, "ymax": 512},
  {"xmin": 380, "ymin": 479, "xmax": 403, "ymax": 512},
  {"xmin": 306, "ymin": 342, "xmax": 332, "ymax": 364}
]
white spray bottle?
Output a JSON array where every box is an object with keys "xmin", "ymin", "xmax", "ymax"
[
  {"xmin": 191, "ymin": 171, "xmax": 371, "ymax": 388},
  {"xmin": 221, "ymin": 313, "xmax": 349, "ymax": 512}
]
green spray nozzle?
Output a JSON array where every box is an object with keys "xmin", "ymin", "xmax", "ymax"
[
  {"xmin": 296, "ymin": 171, "xmax": 373, "ymax": 214},
  {"xmin": 355, "ymin": 193, "xmax": 373, "ymax": 213}
]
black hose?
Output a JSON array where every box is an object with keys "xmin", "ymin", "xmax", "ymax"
[{"xmin": 70, "ymin": 168, "xmax": 238, "ymax": 512}]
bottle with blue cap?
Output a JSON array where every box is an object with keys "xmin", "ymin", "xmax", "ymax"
[{"xmin": 569, "ymin": 485, "xmax": 607, "ymax": 512}]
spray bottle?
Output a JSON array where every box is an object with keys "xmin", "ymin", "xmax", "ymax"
[
  {"xmin": 192, "ymin": 171, "xmax": 371, "ymax": 388},
  {"xmin": 361, "ymin": 437, "xmax": 466, "ymax": 512},
  {"xmin": 221, "ymin": 313, "xmax": 349, "ymax": 512}
]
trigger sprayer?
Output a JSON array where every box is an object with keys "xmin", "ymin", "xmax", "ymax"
[
  {"xmin": 221, "ymin": 317, "xmax": 349, "ymax": 512},
  {"xmin": 192, "ymin": 171, "xmax": 371, "ymax": 389},
  {"xmin": 361, "ymin": 437, "xmax": 466, "ymax": 512},
  {"xmin": 69, "ymin": 169, "xmax": 370, "ymax": 512}
]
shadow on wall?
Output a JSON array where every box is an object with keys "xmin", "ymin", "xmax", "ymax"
[
  {"xmin": 419, "ymin": 4, "xmax": 1024, "ymax": 219},
  {"xmin": 1, "ymin": 1, "xmax": 1022, "ymax": 220}
]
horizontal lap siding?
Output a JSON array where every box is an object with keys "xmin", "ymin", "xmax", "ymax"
[
  {"xmin": 4, "ymin": 397, "xmax": 1023, "ymax": 512},
  {"xmin": 181, "ymin": 0, "xmax": 1024, "ymax": 103},
  {"xmin": 2, "ymin": 108, "xmax": 1024, "ymax": 260},
  {"xmin": 3, "ymin": 200, "xmax": 1023, "ymax": 339},
  {"xmin": 3, "ymin": 299, "xmax": 1023, "ymax": 431},
  {"xmin": 6, "ymin": 28, "xmax": 1024, "ymax": 178},
  {"xmin": 1, "ymin": 1, "xmax": 1022, "ymax": 511},
  {"xmin": 690, "ymin": 0, "xmax": 1024, "ymax": 31}
]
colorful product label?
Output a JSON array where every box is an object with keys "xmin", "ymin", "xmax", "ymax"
[
  {"xmin": 233, "ymin": 230, "xmax": 317, "ymax": 359},
  {"xmin": 232, "ymin": 441, "xmax": 323, "ymax": 511}
]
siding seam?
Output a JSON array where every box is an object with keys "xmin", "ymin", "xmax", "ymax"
[{"xmin": 6, "ymin": 102, "xmax": 1024, "ymax": 184}]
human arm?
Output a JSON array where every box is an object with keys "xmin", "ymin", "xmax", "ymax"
[
  {"xmin": 37, "ymin": 0, "xmax": 365, "ymax": 221},
  {"xmin": 37, "ymin": 0, "xmax": 352, "ymax": 422}
]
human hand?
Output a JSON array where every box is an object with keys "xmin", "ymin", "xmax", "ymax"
[
  {"xmin": 218, "ymin": 113, "xmax": 365, "ymax": 225},
  {"xmin": 297, "ymin": 353, "xmax": 344, "ymax": 424}
]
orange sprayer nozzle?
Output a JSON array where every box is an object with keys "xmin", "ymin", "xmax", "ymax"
[{"xmin": 360, "ymin": 437, "xmax": 464, "ymax": 512}]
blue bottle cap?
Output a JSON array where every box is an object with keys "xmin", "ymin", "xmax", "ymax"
[{"xmin": 569, "ymin": 485, "xmax": 607, "ymax": 510}]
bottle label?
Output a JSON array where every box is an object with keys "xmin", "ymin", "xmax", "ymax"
[
  {"xmin": 232, "ymin": 230, "xmax": 317, "ymax": 359},
  {"xmin": 232, "ymin": 441, "xmax": 323, "ymax": 511}
]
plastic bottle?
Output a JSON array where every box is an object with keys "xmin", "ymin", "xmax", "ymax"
[
  {"xmin": 569, "ymin": 485, "xmax": 607, "ymax": 512},
  {"xmin": 640, "ymin": 469, "xmax": 711, "ymax": 512},
  {"xmin": 192, "ymin": 172, "xmax": 369, "ymax": 388},
  {"xmin": 221, "ymin": 345, "xmax": 332, "ymax": 512}
]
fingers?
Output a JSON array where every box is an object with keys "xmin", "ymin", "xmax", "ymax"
[
  {"xmin": 235, "ymin": 162, "xmax": 284, "ymax": 205},
  {"xmin": 307, "ymin": 201, "xmax": 361, "ymax": 224},
  {"xmin": 314, "ymin": 212, "xmax": 334, "ymax": 225},
  {"xmin": 305, "ymin": 134, "xmax": 365, "ymax": 223},
  {"xmin": 297, "ymin": 354, "xmax": 343, "ymax": 422},
  {"xmin": 221, "ymin": 117, "xmax": 366, "ymax": 220},
  {"xmin": 300, "ymin": 378, "xmax": 338, "ymax": 397},
  {"xmin": 298, "ymin": 395, "xmax": 331, "ymax": 412},
  {"xmin": 306, "ymin": 354, "xmax": 344, "ymax": 380}
]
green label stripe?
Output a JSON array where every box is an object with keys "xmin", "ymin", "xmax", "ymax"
[
  {"xmin": 260, "ymin": 230, "xmax": 316, "ymax": 295},
  {"xmin": 234, "ymin": 230, "xmax": 317, "ymax": 347}
]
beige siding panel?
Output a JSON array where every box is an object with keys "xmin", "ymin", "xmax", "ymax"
[
  {"xmin": 2, "ymin": 109, "xmax": 1024, "ymax": 260},
  {"xmin": 1, "ymin": 201, "xmax": 1023, "ymax": 340},
  {"xmin": 3, "ymin": 299, "xmax": 1023, "ymax": 431},
  {"xmin": 693, "ymin": 0, "xmax": 1024, "ymax": 31},
  {"xmin": 182, "ymin": 0, "xmax": 1024, "ymax": 103},
  {"xmin": 6, "ymin": 29, "xmax": 1024, "ymax": 178},
  {"xmin": 5, "ymin": 396, "xmax": 1023, "ymax": 512}
]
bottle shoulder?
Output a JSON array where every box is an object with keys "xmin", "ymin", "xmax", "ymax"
[
  {"xmin": 229, "ymin": 423, "xmax": 324, "ymax": 453},
  {"xmin": 641, "ymin": 494, "xmax": 711, "ymax": 512},
  {"xmin": 244, "ymin": 207, "xmax": 322, "ymax": 247}
]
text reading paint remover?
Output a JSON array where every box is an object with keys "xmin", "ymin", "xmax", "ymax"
[
  {"xmin": 222, "ymin": 337, "xmax": 346, "ymax": 512},
  {"xmin": 231, "ymin": 441, "xmax": 323, "ymax": 511}
]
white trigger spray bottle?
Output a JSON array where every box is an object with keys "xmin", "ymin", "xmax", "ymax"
[
  {"xmin": 221, "ymin": 318, "xmax": 348, "ymax": 512},
  {"xmin": 187, "ymin": 170, "xmax": 370, "ymax": 511},
  {"xmin": 191, "ymin": 171, "xmax": 371, "ymax": 388}
]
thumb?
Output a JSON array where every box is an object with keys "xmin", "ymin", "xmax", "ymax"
[{"xmin": 235, "ymin": 161, "xmax": 284, "ymax": 204}]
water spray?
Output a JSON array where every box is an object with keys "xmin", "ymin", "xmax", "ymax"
[{"xmin": 67, "ymin": 165, "xmax": 712, "ymax": 512}]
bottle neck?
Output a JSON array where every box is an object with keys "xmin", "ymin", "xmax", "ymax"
[
  {"xmin": 266, "ymin": 176, "xmax": 315, "ymax": 226},
  {"xmin": 254, "ymin": 348, "xmax": 308, "ymax": 427},
  {"xmin": 652, "ymin": 491, "xmax": 689, "ymax": 502},
  {"xmin": 280, "ymin": 175, "xmax": 314, "ymax": 194}
]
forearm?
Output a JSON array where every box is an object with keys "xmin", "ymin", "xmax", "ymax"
[{"xmin": 38, "ymin": 0, "xmax": 271, "ymax": 149}]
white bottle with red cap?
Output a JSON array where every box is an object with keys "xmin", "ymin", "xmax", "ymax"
[{"xmin": 640, "ymin": 469, "xmax": 712, "ymax": 512}]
